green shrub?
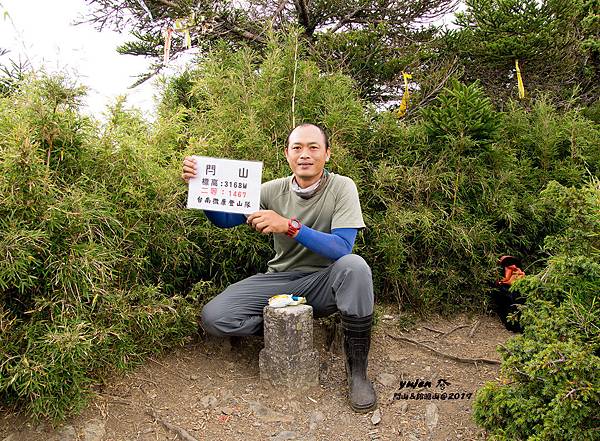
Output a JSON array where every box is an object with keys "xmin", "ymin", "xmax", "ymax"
[
  {"xmin": 0, "ymin": 76, "xmax": 201, "ymax": 420},
  {"xmin": 360, "ymin": 81, "xmax": 517, "ymax": 310},
  {"xmin": 473, "ymin": 179, "xmax": 600, "ymax": 440}
]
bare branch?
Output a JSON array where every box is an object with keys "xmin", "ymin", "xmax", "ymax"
[
  {"xmin": 294, "ymin": 0, "xmax": 311, "ymax": 31},
  {"xmin": 272, "ymin": 0, "xmax": 289, "ymax": 22},
  {"xmin": 469, "ymin": 320, "xmax": 481, "ymax": 338},
  {"xmin": 328, "ymin": 7, "xmax": 364, "ymax": 34},
  {"xmin": 386, "ymin": 333, "xmax": 502, "ymax": 365},
  {"xmin": 218, "ymin": 17, "xmax": 267, "ymax": 44}
]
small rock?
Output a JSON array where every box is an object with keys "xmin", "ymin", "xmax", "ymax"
[
  {"xmin": 408, "ymin": 434, "xmax": 420, "ymax": 441},
  {"xmin": 248, "ymin": 401, "xmax": 293, "ymax": 423},
  {"xmin": 424, "ymin": 366, "xmax": 431, "ymax": 372},
  {"xmin": 382, "ymin": 315, "xmax": 394, "ymax": 320},
  {"xmin": 399, "ymin": 402, "xmax": 409, "ymax": 414},
  {"xmin": 371, "ymin": 408, "xmax": 382, "ymax": 425},
  {"xmin": 200, "ymin": 395, "xmax": 218, "ymax": 408},
  {"xmin": 83, "ymin": 419, "xmax": 106, "ymax": 441},
  {"xmin": 54, "ymin": 425, "xmax": 77, "ymax": 441},
  {"xmin": 425, "ymin": 403, "xmax": 439, "ymax": 433},
  {"xmin": 308, "ymin": 410, "xmax": 325, "ymax": 431},
  {"xmin": 221, "ymin": 389, "xmax": 234, "ymax": 402},
  {"xmin": 249, "ymin": 400, "xmax": 270, "ymax": 418},
  {"xmin": 271, "ymin": 431, "xmax": 298, "ymax": 441},
  {"xmin": 190, "ymin": 374, "xmax": 200, "ymax": 380},
  {"xmin": 377, "ymin": 373, "xmax": 398, "ymax": 387}
]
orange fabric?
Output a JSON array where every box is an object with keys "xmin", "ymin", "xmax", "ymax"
[{"xmin": 498, "ymin": 264, "xmax": 525, "ymax": 286}]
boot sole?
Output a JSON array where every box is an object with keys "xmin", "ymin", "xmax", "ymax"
[{"xmin": 349, "ymin": 398, "xmax": 378, "ymax": 413}]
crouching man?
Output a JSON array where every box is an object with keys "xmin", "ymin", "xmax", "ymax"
[{"xmin": 181, "ymin": 123, "xmax": 377, "ymax": 412}]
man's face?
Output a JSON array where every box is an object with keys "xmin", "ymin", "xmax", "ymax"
[{"xmin": 285, "ymin": 125, "xmax": 330, "ymax": 188}]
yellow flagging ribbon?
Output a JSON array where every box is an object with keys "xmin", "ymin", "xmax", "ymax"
[
  {"xmin": 163, "ymin": 16, "xmax": 194, "ymax": 64},
  {"xmin": 174, "ymin": 19, "xmax": 192, "ymax": 50},
  {"xmin": 515, "ymin": 60, "xmax": 525, "ymax": 99},
  {"xmin": 396, "ymin": 72, "xmax": 412, "ymax": 117}
]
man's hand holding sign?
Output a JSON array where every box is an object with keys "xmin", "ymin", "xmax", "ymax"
[
  {"xmin": 246, "ymin": 210, "xmax": 292, "ymax": 236},
  {"xmin": 182, "ymin": 124, "xmax": 377, "ymax": 413}
]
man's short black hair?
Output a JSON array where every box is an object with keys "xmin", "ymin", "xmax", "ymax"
[{"xmin": 285, "ymin": 123, "xmax": 330, "ymax": 150}]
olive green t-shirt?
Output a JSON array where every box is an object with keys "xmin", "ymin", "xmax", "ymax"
[{"xmin": 260, "ymin": 173, "xmax": 365, "ymax": 273}]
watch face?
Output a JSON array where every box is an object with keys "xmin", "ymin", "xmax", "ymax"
[{"xmin": 291, "ymin": 219, "xmax": 301, "ymax": 229}]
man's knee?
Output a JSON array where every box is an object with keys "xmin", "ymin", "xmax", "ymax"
[
  {"xmin": 200, "ymin": 297, "xmax": 264, "ymax": 337},
  {"xmin": 330, "ymin": 254, "xmax": 374, "ymax": 317},
  {"xmin": 200, "ymin": 300, "xmax": 226, "ymax": 336},
  {"xmin": 335, "ymin": 254, "xmax": 372, "ymax": 277}
]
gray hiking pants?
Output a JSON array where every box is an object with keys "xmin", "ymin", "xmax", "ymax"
[{"xmin": 200, "ymin": 254, "xmax": 374, "ymax": 337}]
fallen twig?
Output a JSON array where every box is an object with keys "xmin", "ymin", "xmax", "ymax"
[
  {"xmin": 100, "ymin": 394, "xmax": 131, "ymax": 406},
  {"xmin": 148, "ymin": 357, "xmax": 168, "ymax": 368},
  {"xmin": 385, "ymin": 333, "xmax": 501, "ymax": 365},
  {"xmin": 422, "ymin": 326, "xmax": 444, "ymax": 334},
  {"xmin": 469, "ymin": 320, "xmax": 481, "ymax": 338},
  {"xmin": 147, "ymin": 408, "xmax": 199, "ymax": 441},
  {"xmin": 423, "ymin": 324, "xmax": 469, "ymax": 339},
  {"xmin": 418, "ymin": 339, "xmax": 438, "ymax": 345},
  {"xmin": 440, "ymin": 324, "xmax": 469, "ymax": 338}
]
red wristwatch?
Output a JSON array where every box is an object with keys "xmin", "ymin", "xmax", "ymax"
[{"xmin": 287, "ymin": 217, "xmax": 302, "ymax": 237}]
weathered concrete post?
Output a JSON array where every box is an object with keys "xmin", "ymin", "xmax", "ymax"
[{"xmin": 259, "ymin": 304, "xmax": 319, "ymax": 388}]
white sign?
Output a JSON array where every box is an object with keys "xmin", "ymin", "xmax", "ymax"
[{"xmin": 186, "ymin": 156, "xmax": 263, "ymax": 214}]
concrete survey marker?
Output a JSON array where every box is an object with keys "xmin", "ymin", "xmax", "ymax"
[{"xmin": 259, "ymin": 304, "xmax": 319, "ymax": 388}]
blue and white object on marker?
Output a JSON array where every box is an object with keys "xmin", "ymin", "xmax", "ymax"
[{"xmin": 268, "ymin": 294, "xmax": 307, "ymax": 308}]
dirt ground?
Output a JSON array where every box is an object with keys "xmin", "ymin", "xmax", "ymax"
[{"xmin": 0, "ymin": 311, "xmax": 514, "ymax": 441}]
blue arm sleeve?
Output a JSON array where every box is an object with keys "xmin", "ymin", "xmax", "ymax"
[
  {"xmin": 204, "ymin": 210, "xmax": 246, "ymax": 228},
  {"xmin": 295, "ymin": 227, "xmax": 358, "ymax": 261}
]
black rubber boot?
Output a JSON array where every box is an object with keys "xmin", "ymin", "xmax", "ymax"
[{"xmin": 341, "ymin": 314, "xmax": 378, "ymax": 413}]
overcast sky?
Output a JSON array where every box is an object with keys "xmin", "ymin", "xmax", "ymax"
[
  {"xmin": 1, "ymin": 1, "xmax": 461, "ymax": 121},
  {"xmin": 0, "ymin": 0, "xmax": 162, "ymax": 119}
]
